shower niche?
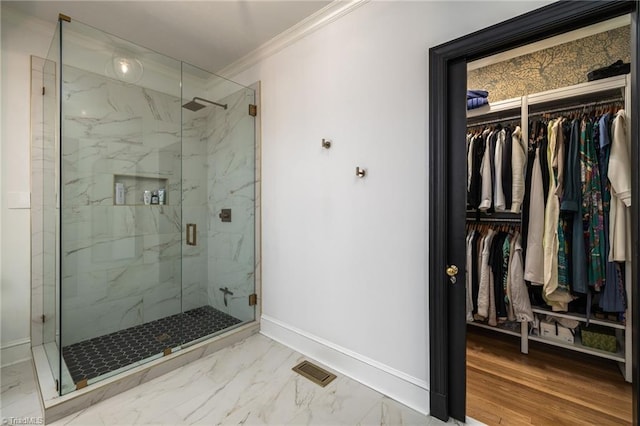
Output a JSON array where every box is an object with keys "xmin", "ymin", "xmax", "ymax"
[
  {"xmin": 31, "ymin": 15, "xmax": 260, "ymax": 420},
  {"xmin": 113, "ymin": 174, "xmax": 169, "ymax": 205}
]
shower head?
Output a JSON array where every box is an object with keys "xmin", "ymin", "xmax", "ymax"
[
  {"xmin": 182, "ymin": 100, "xmax": 206, "ymax": 111},
  {"xmin": 182, "ymin": 96, "xmax": 227, "ymax": 111}
]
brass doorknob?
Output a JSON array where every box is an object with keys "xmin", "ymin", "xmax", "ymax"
[{"xmin": 446, "ymin": 265, "xmax": 459, "ymax": 277}]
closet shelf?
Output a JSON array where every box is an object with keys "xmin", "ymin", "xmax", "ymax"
[
  {"xmin": 467, "ymin": 96, "xmax": 521, "ymax": 119},
  {"xmin": 466, "ymin": 210, "xmax": 521, "ymax": 222},
  {"xmin": 531, "ymin": 307, "xmax": 625, "ymax": 330},
  {"xmin": 527, "ymin": 74, "xmax": 627, "ymax": 108},
  {"xmin": 467, "ymin": 321, "xmax": 521, "ymax": 338},
  {"xmin": 528, "ymin": 334, "xmax": 625, "ymax": 362}
]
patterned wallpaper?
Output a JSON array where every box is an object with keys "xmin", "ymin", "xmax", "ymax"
[{"xmin": 467, "ymin": 26, "xmax": 630, "ymax": 102}]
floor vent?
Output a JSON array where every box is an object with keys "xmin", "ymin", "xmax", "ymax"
[{"xmin": 292, "ymin": 360, "xmax": 337, "ymax": 387}]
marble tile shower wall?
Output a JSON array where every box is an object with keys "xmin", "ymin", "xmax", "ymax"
[
  {"xmin": 206, "ymin": 89, "xmax": 255, "ymax": 322},
  {"xmin": 60, "ymin": 66, "xmax": 184, "ymax": 346}
]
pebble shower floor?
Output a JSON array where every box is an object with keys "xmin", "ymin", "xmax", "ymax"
[{"xmin": 62, "ymin": 306, "xmax": 241, "ymax": 385}]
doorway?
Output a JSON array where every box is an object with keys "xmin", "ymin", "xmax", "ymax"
[{"xmin": 428, "ymin": 1, "xmax": 639, "ymax": 423}]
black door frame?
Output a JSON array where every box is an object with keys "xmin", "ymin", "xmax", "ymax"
[{"xmin": 428, "ymin": 1, "xmax": 640, "ymax": 423}]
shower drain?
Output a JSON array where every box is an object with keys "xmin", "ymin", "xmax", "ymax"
[
  {"xmin": 292, "ymin": 360, "xmax": 337, "ymax": 387},
  {"xmin": 155, "ymin": 333, "xmax": 171, "ymax": 343}
]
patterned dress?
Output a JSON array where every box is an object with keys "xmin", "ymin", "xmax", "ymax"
[{"xmin": 579, "ymin": 119, "xmax": 606, "ymax": 291}]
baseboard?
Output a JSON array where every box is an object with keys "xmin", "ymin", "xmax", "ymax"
[
  {"xmin": 1, "ymin": 338, "xmax": 31, "ymax": 367},
  {"xmin": 260, "ymin": 315, "xmax": 429, "ymax": 415}
]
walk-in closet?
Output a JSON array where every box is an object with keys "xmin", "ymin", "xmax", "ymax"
[{"xmin": 464, "ymin": 16, "xmax": 633, "ymax": 425}]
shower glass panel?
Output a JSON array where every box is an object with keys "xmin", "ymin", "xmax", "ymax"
[
  {"xmin": 38, "ymin": 16, "xmax": 257, "ymax": 396},
  {"xmin": 58, "ymin": 19, "xmax": 183, "ymax": 394},
  {"xmin": 180, "ymin": 63, "xmax": 256, "ymax": 345},
  {"xmin": 41, "ymin": 21, "xmax": 60, "ymax": 384}
]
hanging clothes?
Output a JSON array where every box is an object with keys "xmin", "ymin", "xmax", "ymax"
[
  {"xmin": 502, "ymin": 127, "xmax": 514, "ymax": 211},
  {"xmin": 521, "ymin": 140, "xmax": 537, "ymax": 258},
  {"xmin": 496, "ymin": 234, "xmax": 514, "ymax": 321},
  {"xmin": 556, "ymin": 121, "xmax": 572, "ymax": 293},
  {"xmin": 555, "ymin": 118, "xmax": 567, "ymax": 198},
  {"xmin": 510, "ymin": 126, "xmax": 526, "ymax": 213},
  {"xmin": 466, "ymin": 226, "xmax": 532, "ymax": 324},
  {"xmin": 580, "ymin": 119, "xmax": 606, "ymax": 291},
  {"xmin": 494, "ymin": 129, "xmax": 506, "ymax": 211},
  {"xmin": 478, "ymin": 229, "xmax": 497, "ymax": 319},
  {"xmin": 597, "ymin": 112, "xmax": 626, "ymax": 313},
  {"xmin": 561, "ymin": 119, "xmax": 588, "ymax": 295},
  {"xmin": 608, "ymin": 109, "xmax": 632, "ymax": 262},
  {"xmin": 509, "ymin": 232, "xmax": 534, "ymax": 322},
  {"xmin": 471, "ymin": 231, "xmax": 482, "ymax": 315},
  {"xmin": 543, "ymin": 118, "xmax": 573, "ymax": 311},
  {"xmin": 539, "ymin": 130, "xmax": 551, "ymax": 209},
  {"xmin": 479, "ymin": 129, "xmax": 494, "ymax": 211},
  {"xmin": 466, "ymin": 97, "xmax": 630, "ymax": 321},
  {"xmin": 466, "ymin": 230, "xmax": 476, "ymax": 322},
  {"xmin": 490, "ymin": 231, "xmax": 509, "ymax": 319},
  {"xmin": 524, "ymin": 144, "xmax": 544, "ymax": 285},
  {"xmin": 468, "ymin": 132, "xmax": 485, "ymax": 210}
]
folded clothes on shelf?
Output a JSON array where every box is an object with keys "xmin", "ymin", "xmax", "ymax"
[
  {"xmin": 587, "ymin": 60, "xmax": 630, "ymax": 81},
  {"xmin": 467, "ymin": 89, "xmax": 489, "ymax": 110}
]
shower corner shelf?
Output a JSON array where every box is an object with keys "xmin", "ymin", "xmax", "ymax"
[{"xmin": 113, "ymin": 173, "xmax": 169, "ymax": 206}]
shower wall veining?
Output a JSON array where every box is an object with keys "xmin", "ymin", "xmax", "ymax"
[
  {"xmin": 182, "ymin": 87, "xmax": 256, "ymax": 324},
  {"xmin": 60, "ymin": 65, "xmax": 255, "ymax": 346},
  {"xmin": 61, "ymin": 65, "xmax": 183, "ymax": 346},
  {"xmin": 205, "ymin": 88, "xmax": 255, "ymax": 323}
]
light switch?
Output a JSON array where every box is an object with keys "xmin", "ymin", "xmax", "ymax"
[{"xmin": 8, "ymin": 192, "xmax": 31, "ymax": 209}]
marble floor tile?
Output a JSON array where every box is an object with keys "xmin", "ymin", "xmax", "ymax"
[
  {"xmin": 1, "ymin": 334, "xmax": 449, "ymax": 426},
  {"xmin": 0, "ymin": 361, "xmax": 43, "ymax": 421},
  {"xmin": 357, "ymin": 396, "xmax": 437, "ymax": 426}
]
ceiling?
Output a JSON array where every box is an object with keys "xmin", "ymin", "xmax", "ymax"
[{"xmin": 4, "ymin": 1, "xmax": 332, "ymax": 73}]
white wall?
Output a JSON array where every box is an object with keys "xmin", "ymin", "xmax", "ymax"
[
  {"xmin": 1, "ymin": 5, "xmax": 56, "ymax": 366},
  {"xmin": 233, "ymin": 0, "xmax": 552, "ymax": 414}
]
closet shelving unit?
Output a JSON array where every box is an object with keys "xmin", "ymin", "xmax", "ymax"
[{"xmin": 466, "ymin": 74, "xmax": 632, "ymax": 382}]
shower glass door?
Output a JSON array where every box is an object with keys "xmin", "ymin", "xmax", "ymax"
[
  {"xmin": 180, "ymin": 62, "xmax": 257, "ymax": 343},
  {"xmin": 58, "ymin": 18, "xmax": 184, "ymax": 394},
  {"xmin": 44, "ymin": 16, "xmax": 256, "ymax": 396}
]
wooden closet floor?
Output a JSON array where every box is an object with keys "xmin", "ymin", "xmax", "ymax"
[{"xmin": 466, "ymin": 327, "xmax": 632, "ymax": 425}]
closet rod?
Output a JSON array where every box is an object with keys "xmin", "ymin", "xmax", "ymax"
[
  {"xmin": 466, "ymin": 217, "xmax": 522, "ymax": 224},
  {"xmin": 466, "ymin": 114, "xmax": 521, "ymax": 128},
  {"xmin": 528, "ymin": 96, "xmax": 623, "ymax": 118}
]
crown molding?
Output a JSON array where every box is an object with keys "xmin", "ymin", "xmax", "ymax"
[{"xmin": 218, "ymin": 0, "xmax": 370, "ymax": 79}]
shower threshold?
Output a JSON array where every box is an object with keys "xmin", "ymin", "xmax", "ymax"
[{"xmin": 62, "ymin": 306, "xmax": 241, "ymax": 386}]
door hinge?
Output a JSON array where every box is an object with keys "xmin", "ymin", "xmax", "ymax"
[
  {"xmin": 248, "ymin": 104, "xmax": 257, "ymax": 117},
  {"xmin": 249, "ymin": 294, "xmax": 257, "ymax": 306},
  {"xmin": 55, "ymin": 379, "xmax": 59, "ymax": 391},
  {"xmin": 42, "ymin": 86, "xmax": 46, "ymax": 96},
  {"xmin": 41, "ymin": 314, "xmax": 46, "ymax": 323}
]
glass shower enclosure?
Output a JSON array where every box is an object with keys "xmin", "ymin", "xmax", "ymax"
[{"xmin": 33, "ymin": 16, "xmax": 257, "ymax": 395}]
